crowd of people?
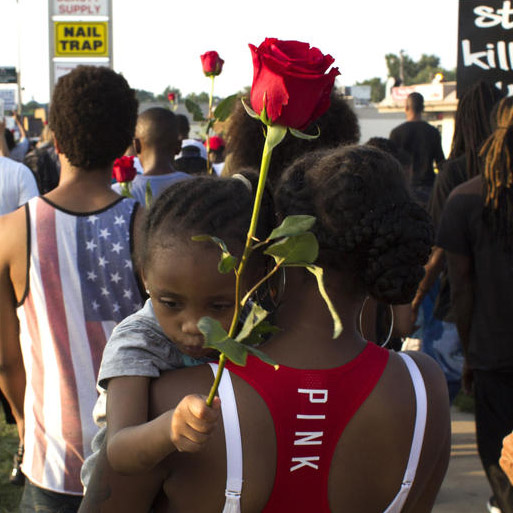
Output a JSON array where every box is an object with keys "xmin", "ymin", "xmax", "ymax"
[{"xmin": 0, "ymin": 63, "xmax": 512, "ymax": 513}]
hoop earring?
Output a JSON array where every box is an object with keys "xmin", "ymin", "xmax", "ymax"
[
  {"xmin": 358, "ymin": 297, "xmax": 395, "ymax": 348},
  {"xmin": 268, "ymin": 266, "xmax": 286, "ymax": 308}
]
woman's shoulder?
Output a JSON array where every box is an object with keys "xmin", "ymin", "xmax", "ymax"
[
  {"xmin": 386, "ymin": 350, "xmax": 450, "ymax": 417},
  {"xmin": 398, "ymin": 350, "xmax": 448, "ymax": 385},
  {"xmin": 388, "ymin": 350, "xmax": 451, "ymax": 511}
]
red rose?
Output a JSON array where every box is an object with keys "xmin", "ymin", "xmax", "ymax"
[
  {"xmin": 205, "ymin": 135, "xmax": 225, "ymax": 151},
  {"xmin": 168, "ymin": 92, "xmax": 176, "ymax": 102},
  {"xmin": 249, "ymin": 38, "xmax": 340, "ymax": 130},
  {"xmin": 201, "ymin": 51, "xmax": 224, "ymax": 77},
  {"xmin": 112, "ymin": 156, "xmax": 136, "ymax": 183}
]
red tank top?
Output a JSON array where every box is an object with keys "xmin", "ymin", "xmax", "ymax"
[{"xmin": 226, "ymin": 342, "xmax": 389, "ymax": 512}]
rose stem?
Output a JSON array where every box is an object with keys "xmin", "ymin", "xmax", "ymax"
[
  {"xmin": 206, "ymin": 75, "xmax": 215, "ymax": 175},
  {"xmin": 205, "ymin": 125, "xmax": 278, "ymax": 406}
]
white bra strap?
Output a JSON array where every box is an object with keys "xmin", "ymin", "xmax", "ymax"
[
  {"xmin": 209, "ymin": 363, "xmax": 243, "ymax": 511},
  {"xmin": 383, "ymin": 353, "xmax": 428, "ymax": 512},
  {"xmin": 399, "ymin": 353, "xmax": 427, "ymax": 484}
]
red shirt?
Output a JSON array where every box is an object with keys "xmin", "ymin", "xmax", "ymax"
[{"xmin": 226, "ymin": 342, "xmax": 389, "ymax": 512}]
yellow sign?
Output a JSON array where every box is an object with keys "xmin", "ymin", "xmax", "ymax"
[{"xmin": 54, "ymin": 22, "xmax": 108, "ymax": 57}]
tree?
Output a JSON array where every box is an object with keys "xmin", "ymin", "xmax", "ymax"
[
  {"xmin": 355, "ymin": 77, "xmax": 386, "ymax": 103},
  {"xmin": 385, "ymin": 52, "xmax": 456, "ymax": 86},
  {"xmin": 185, "ymin": 92, "xmax": 210, "ymax": 104},
  {"xmin": 134, "ymin": 89, "xmax": 155, "ymax": 103},
  {"xmin": 22, "ymin": 100, "xmax": 42, "ymax": 117}
]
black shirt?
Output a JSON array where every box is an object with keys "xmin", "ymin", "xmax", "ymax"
[
  {"xmin": 429, "ymin": 155, "xmax": 468, "ymax": 232},
  {"xmin": 437, "ymin": 176, "xmax": 513, "ymax": 371},
  {"xmin": 390, "ymin": 121, "xmax": 445, "ymax": 187},
  {"xmin": 428, "ymin": 155, "xmax": 468, "ymax": 321}
]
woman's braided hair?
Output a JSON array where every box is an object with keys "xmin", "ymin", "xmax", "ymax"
[
  {"xmin": 139, "ymin": 171, "xmax": 275, "ymax": 271},
  {"xmin": 449, "ymin": 80, "xmax": 504, "ymax": 180},
  {"xmin": 275, "ymin": 145, "xmax": 433, "ymax": 304},
  {"xmin": 480, "ymin": 96, "xmax": 513, "ymax": 251}
]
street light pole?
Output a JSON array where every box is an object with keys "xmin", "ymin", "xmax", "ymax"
[
  {"xmin": 399, "ymin": 49, "xmax": 405, "ymax": 86},
  {"xmin": 16, "ymin": 0, "xmax": 23, "ymax": 114}
]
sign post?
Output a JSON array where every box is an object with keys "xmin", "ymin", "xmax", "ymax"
[
  {"xmin": 457, "ymin": 0, "xmax": 513, "ymax": 97},
  {"xmin": 49, "ymin": 0, "xmax": 112, "ymax": 98}
]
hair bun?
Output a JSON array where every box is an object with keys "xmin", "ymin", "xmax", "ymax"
[
  {"xmin": 276, "ymin": 145, "xmax": 434, "ymax": 305},
  {"xmin": 362, "ymin": 202, "xmax": 433, "ymax": 304}
]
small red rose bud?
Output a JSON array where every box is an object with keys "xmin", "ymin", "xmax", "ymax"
[
  {"xmin": 112, "ymin": 155, "xmax": 136, "ymax": 183},
  {"xmin": 201, "ymin": 51, "xmax": 224, "ymax": 77}
]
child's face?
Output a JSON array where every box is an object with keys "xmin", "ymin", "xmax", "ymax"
[{"xmin": 144, "ymin": 241, "xmax": 237, "ymax": 359}]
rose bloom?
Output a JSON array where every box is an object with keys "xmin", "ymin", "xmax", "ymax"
[
  {"xmin": 200, "ymin": 51, "xmax": 224, "ymax": 77},
  {"xmin": 168, "ymin": 92, "xmax": 176, "ymax": 102},
  {"xmin": 205, "ymin": 135, "xmax": 225, "ymax": 151},
  {"xmin": 249, "ymin": 38, "xmax": 340, "ymax": 130},
  {"xmin": 112, "ymin": 155, "xmax": 136, "ymax": 183}
]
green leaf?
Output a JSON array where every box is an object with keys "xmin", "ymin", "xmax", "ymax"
[
  {"xmin": 192, "ymin": 234, "xmax": 229, "ymax": 251},
  {"xmin": 241, "ymin": 320, "xmax": 280, "ymax": 346},
  {"xmin": 306, "ymin": 265, "xmax": 343, "ymax": 338},
  {"xmin": 259, "ymin": 99, "xmax": 271, "ymax": 126},
  {"xmin": 268, "ymin": 215, "xmax": 316, "ymax": 241},
  {"xmin": 241, "ymin": 97, "xmax": 260, "ymax": 120},
  {"xmin": 191, "ymin": 234, "xmax": 238, "ymax": 273},
  {"xmin": 214, "ymin": 94, "xmax": 238, "ymax": 122},
  {"xmin": 198, "ymin": 317, "xmax": 248, "ymax": 366},
  {"xmin": 235, "ymin": 303, "xmax": 269, "ymax": 343},
  {"xmin": 290, "ymin": 126, "xmax": 321, "ymax": 140},
  {"xmin": 264, "ymin": 232, "xmax": 319, "ymax": 265},
  {"xmin": 185, "ymin": 98, "xmax": 205, "ymax": 121},
  {"xmin": 218, "ymin": 253, "xmax": 238, "ymax": 274},
  {"xmin": 245, "ymin": 344, "xmax": 279, "ymax": 370},
  {"xmin": 145, "ymin": 181, "xmax": 153, "ymax": 208}
]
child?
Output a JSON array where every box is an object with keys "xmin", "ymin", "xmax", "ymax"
[{"xmin": 81, "ymin": 171, "xmax": 275, "ymax": 484}]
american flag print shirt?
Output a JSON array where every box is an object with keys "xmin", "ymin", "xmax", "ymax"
[{"xmin": 16, "ymin": 196, "xmax": 143, "ymax": 495}]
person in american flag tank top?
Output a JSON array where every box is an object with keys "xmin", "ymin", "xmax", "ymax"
[{"xmin": 0, "ymin": 65, "xmax": 143, "ymax": 512}]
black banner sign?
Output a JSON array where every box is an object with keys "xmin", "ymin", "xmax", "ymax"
[{"xmin": 457, "ymin": 0, "xmax": 513, "ymax": 97}]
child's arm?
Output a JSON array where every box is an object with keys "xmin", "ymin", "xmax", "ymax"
[{"xmin": 106, "ymin": 375, "xmax": 221, "ymax": 474}]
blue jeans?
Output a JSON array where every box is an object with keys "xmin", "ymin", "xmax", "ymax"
[
  {"xmin": 19, "ymin": 480, "xmax": 82, "ymax": 513},
  {"xmin": 414, "ymin": 281, "xmax": 463, "ymax": 403}
]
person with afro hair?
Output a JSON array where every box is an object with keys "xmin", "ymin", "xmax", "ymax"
[{"xmin": 0, "ymin": 65, "xmax": 144, "ymax": 512}]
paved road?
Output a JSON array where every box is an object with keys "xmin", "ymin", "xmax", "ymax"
[{"xmin": 433, "ymin": 407, "xmax": 492, "ymax": 512}]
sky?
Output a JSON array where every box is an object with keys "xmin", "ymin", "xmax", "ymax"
[{"xmin": 0, "ymin": 0, "xmax": 460, "ymax": 105}]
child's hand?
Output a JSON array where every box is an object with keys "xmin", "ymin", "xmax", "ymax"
[{"xmin": 170, "ymin": 394, "xmax": 221, "ymax": 453}]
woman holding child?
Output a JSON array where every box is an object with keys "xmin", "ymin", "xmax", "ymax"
[{"xmin": 81, "ymin": 145, "xmax": 450, "ymax": 513}]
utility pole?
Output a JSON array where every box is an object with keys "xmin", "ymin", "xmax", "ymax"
[
  {"xmin": 16, "ymin": 0, "xmax": 23, "ymax": 113},
  {"xmin": 399, "ymin": 49, "xmax": 405, "ymax": 86}
]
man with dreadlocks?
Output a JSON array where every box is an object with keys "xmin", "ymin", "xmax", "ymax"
[
  {"xmin": 438, "ymin": 95, "xmax": 513, "ymax": 513},
  {"xmin": 411, "ymin": 81, "xmax": 504, "ymax": 403}
]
